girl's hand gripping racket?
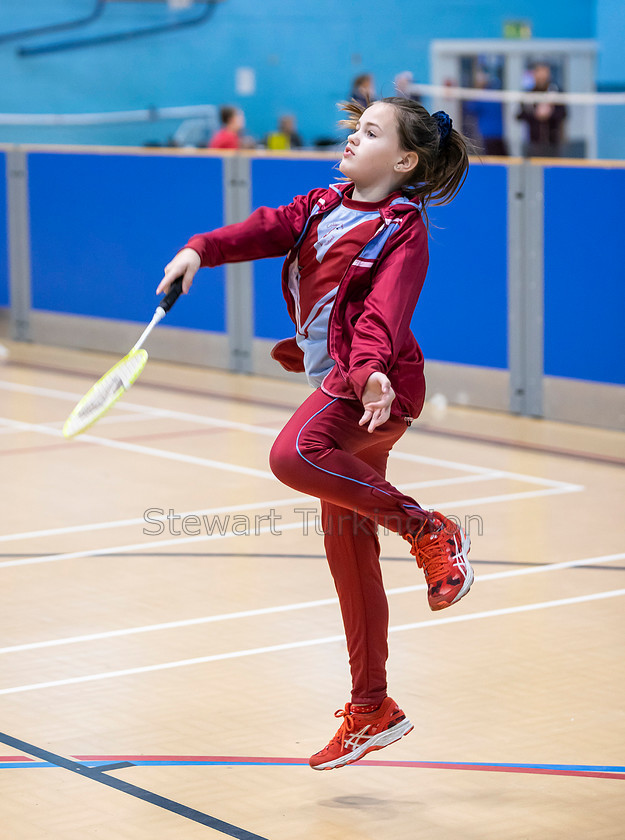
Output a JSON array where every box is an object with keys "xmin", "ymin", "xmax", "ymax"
[{"xmin": 62, "ymin": 278, "xmax": 184, "ymax": 438}]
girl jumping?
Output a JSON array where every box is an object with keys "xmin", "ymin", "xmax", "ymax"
[{"xmin": 158, "ymin": 96, "xmax": 474, "ymax": 771}]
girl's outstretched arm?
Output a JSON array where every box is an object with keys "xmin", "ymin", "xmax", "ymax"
[
  {"xmin": 183, "ymin": 189, "xmax": 328, "ymax": 269},
  {"xmin": 155, "ymin": 188, "xmax": 326, "ymax": 297}
]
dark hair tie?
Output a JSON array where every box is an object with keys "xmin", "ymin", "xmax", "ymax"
[{"xmin": 432, "ymin": 110, "xmax": 452, "ymax": 147}]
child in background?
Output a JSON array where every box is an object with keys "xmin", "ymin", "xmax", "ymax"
[
  {"xmin": 208, "ymin": 105, "xmax": 245, "ymax": 150},
  {"xmin": 265, "ymin": 114, "xmax": 304, "ymax": 150},
  {"xmin": 158, "ymin": 97, "xmax": 473, "ymax": 770}
]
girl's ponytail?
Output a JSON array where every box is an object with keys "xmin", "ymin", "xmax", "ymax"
[{"xmin": 427, "ymin": 112, "xmax": 471, "ymax": 207}]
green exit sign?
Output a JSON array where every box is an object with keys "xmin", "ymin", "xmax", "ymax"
[{"xmin": 503, "ymin": 20, "xmax": 532, "ymax": 39}]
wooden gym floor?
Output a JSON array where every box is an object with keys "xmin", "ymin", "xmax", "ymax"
[{"xmin": 0, "ymin": 339, "xmax": 623, "ymax": 840}]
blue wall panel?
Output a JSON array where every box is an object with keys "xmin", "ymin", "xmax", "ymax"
[
  {"xmin": 0, "ymin": 151, "xmax": 8, "ymax": 307},
  {"xmin": 28, "ymin": 152, "xmax": 226, "ymax": 332},
  {"xmin": 251, "ymin": 157, "xmax": 338, "ymax": 341},
  {"xmin": 544, "ymin": 166, "xmax": 625, "ymax": 385},
  {"xmin": 411, "ymin": 163, "xmax": 508, "ymax": 369}
]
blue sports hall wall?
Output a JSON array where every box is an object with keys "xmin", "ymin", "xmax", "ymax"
[
  {"xmin": 251, "ymin": 157, "xmax": 338, "ymax": 342},
  {"xmin": 543, "ymin": 165, "xmax": 624, "ymax": 386},
  {"xmin": 27, "ymin": 151, "xmax": 226, "ymax": 332},
  {"xmin": 412, "ymin": 164, "xmax": 508, "ymax": 370}
]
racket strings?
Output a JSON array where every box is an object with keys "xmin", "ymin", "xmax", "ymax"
[
  {"xmin": 63, "ymin": 350, "xmax": 148, "ymax": 438},
  {"xmin": 76, "ymin": 374, "xmax": 124, "ymax": 420}
]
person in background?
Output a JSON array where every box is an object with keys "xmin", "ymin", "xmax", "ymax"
[
  {"xmin": 394, "ymin": 71, "xmax": 420, "ymax": 102},
  {"xmin": 517, "ymin": 62, "xmax": 567, "ymax": 157},
  {"xmin": 464, "ymin": 70, "xmax": 508, "ymax": 156},
  {"xmin": 350, "ymin": 73, "xmax": 375, "ymax": 107},
  {"xmin": 265, "ymin": 114, "xmax": 304, "ymax": 150},
  {"xmin": 208, "ymin": 105, "xmax": 245, "ymax": 149}
]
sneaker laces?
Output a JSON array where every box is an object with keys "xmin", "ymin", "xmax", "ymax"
[
  {"xmin": 406, "ymin": 519, "xmax": 452, "ymax": 585},
  {"xmin": 333, "ymin": 707, "xmax": 356, "ymax": 748},
  {"xmin": 326, "ymin": 705, "xmax": 381, "ymax": 751},
  {"xmin": 417, "ymin": 535, "xmax": 452, "ymax": 584}
]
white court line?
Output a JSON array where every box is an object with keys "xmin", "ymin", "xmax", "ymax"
[
  {"xmin": 2, "ymin": 552, "xmax": 623, "ymax": 655},
  {"xmin": 1, "ymin": 586, "xmax": 623, "ymax": 695},
  {"xmin": 43, "ymin": 413, "xmax": 151, "ymax": 429},
  {"xmin": 391, "ymin": 450, "xmax": 578, "ymax": 490},
  {"xmin": 0, "ymin": 472, "xmax": 502, "ymax": 545},
  {"xmin": 0, "ymin": 378, "xmax": 582, "ymax": 558},
  {"xmin": 0, "ymin": 520, "xmax": 306, "ymax": 570},
  {"xmin": 0, "ymin": 408, "xmax": 581, "ymax": 547},
  {"xmin": 388, "ymin": 587, "xmax": 625, "ymax": 633},
  {"xmin": 0, "ymin": 495, "xmax": 312, "ymax": 544},
  {"xmin": 0, "ymin": 380, "xmax": 280, "ymax": 437},
  {"xmin": 430, "ymin": 485, "xmax": 582, "ymax": 510},
  {"xmin": 0, "ymin": 417, "xmax": 274, "ymax": 480},
  {"xmin": 0, "ymin": 413, "xmax": 584, "ymax": 518},
  {"xmin": 0, "ymin": 379, "xmax": 584, "ymax": 490},
  {"xmin": 58, "ymin": 412, "xmax": 151, "ymax": 427},
  {"xmin": 0, "ymin": 482, "xmax": 585, "ymax": 571}
]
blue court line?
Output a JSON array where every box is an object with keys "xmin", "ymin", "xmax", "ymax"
[
  {"xmin": 2, "ymin": 755, "xmax": 624, "ymax": 778},
  {"xmin": 0, "ymin": 733, "xmax": 269, "ymax": 840}
]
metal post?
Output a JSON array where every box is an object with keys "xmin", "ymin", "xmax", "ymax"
[
  {"xmin": 507, "ymin": 161, "xmax": 544, "ymax": 417},
  {"xmin": 523, "ymin": 163, "xmax": 545, "ymax": 417},
  {"xmin": 6, "ymin": 148, "xmax": 32, "ymax": 341},
  {"xmin": 223, "ymin": 155, "xmax": 253, "ymax": 374},
  {"xmin": 507, "ymin": 162, "xmax": 526, "ymax": 414}
]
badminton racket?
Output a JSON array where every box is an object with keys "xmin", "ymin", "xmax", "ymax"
[{"xmin": 63, "ymin": 277, "xmax": 184, "ymax": 438}]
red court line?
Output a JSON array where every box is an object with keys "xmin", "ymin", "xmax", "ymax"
[
  {"xmin": 358, "ymin": 761, "xmax": 625, "ymax": 781},
  {"xmin": 0, "ymin": 441, "xmax": 87, "ymax": 458},
  {"xmin": 113, "ymin": 425, "xmax": 236, "ymax": 444},
  {"xmin": 6, "ymin": 359, "xmax": 298, "ymax": 413},
  {"xmin": 0, "ymin": 422, "xmax": 257, "ymax": 458},
  {"xmin": 2, "ymin": 754, "xmax": 624, "ymax": 780}
]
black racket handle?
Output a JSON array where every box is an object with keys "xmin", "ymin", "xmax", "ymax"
[{"xmin": 159, "ymin": 276, "xmax": 184, "ymax": 313}]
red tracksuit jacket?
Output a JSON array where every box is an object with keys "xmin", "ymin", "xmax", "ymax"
[{"xmin": 186, "ymin": 182, "xmax": 429, "ymax": 421}]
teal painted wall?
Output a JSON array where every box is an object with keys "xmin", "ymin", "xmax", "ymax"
[
  {"xmin": 0, "ymin": 0, "xmax": 606, "ymax": 148},
  {"xmin": 596, "ymin": 0, "xmax": 625, "ymax": 159}
]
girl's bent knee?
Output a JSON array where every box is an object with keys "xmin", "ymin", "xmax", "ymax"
[{"xmin": 269, "ymin": 438, "xmax": 299, "ymax": 484}]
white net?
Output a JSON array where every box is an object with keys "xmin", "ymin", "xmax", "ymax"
[
  {"xmin": 407, "ymin": 82, "xmax": 625, "ymax": 160},
  {"xmin": 0, "ymin": 87, "xmax": 621, "ymax": 156},
  {"xmin": 63, "ymin": 349, "xmax": 147, "ymax": 438},
  {"xmin": 0, "ymin": 104, "xmax": 218, "ymax": 147}
]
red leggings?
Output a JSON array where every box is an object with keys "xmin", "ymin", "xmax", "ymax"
[{"xmin": 269, "ymin": 388, "xmax": 427, "ymax": 705}]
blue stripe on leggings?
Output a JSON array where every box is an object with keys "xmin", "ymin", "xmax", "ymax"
[{"xmin": 294, "ymin": 397, "xmax": 425, "ymax": 516}]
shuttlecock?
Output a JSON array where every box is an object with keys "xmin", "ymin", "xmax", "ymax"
[
  {"xmin": 429, "ymin": 392, "xmax": 448, "ymax": 417},
  {"xmin": 0, "ymin": 344, "xmax": 9, "ymax": 361}
]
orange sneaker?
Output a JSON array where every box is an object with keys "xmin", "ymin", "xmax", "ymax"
[
  {"xmin": 406, "ymin": 511, "xmax": 473, "ymax": 611},
  {"xmin": 309, "ymin": 697, "xmax": 413, "ymax": 771}
]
